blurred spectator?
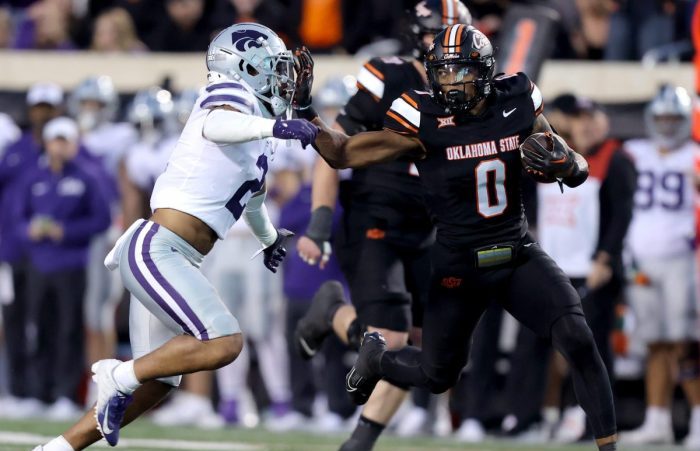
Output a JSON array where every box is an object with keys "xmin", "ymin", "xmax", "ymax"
[
  {"xmin": 605, "ymin": 0, "xmax": 677, "ymax": 60},
  {"xmin": 146, "ymin": 0, "xmax": 212, "ymax": 52},
  {"xmin": 0, "ymin": 7, "xmax": 14, "ymax": 48},
  {"xmin": 14, "ymin": 0, "xmax": 76, "ymax": 50},
  {"xmin": 540, "ymin": 95, "xmax": 635, "ymax": 443},
  {"xmin": 90, "ymin": 8, "xmax": 146, "ymax": 53},
  {"xmin": 291, "ymin": 0, "xmax": 343, "ymax": 52},
  {"xmin": 621, "ymin": 85, "xmax": 700, "ymax": 447},
  {"xmin": 211, "ymin": 0, "xmax": 288, "ymax": 40},
  {"xmin": 67, "ymin": 76, "xmax": 138, "ymax": 401},
  {"xmin": 13, "ymin": 117, "xmax": 110, "ymax": 419},
  {"xmin": 0, "ymin": 83, "xmax": 61, "ymax": 419}
]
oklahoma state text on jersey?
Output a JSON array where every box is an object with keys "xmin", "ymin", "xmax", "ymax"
[{"xmin": 383, "ymin": 72, "xmax": 544, "ymax": 248}]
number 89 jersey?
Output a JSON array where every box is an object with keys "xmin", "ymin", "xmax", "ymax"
[
  {"xmin": 384, "ymin": 72, "xmax": 543, "ymax": 248},
  {"xmin": 625, "ymin": 138, "xmax": 698, "ymax": 259}
]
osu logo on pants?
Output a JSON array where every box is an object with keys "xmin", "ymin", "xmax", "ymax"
[{"xmin": 441, "ymin": 277, "xmax": 462, "ymax": 288}]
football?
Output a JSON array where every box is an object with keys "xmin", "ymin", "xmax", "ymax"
[{"xmin": 520, "ymin": 132, "xmax": 560, "ymax": 183}]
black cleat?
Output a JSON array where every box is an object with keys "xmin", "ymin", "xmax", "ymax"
[
  {"xmin": 295, "ymin": 280, "xmax": 345, "ymax": 359},
  {"xmin": 345, "ymin": 332, "xmax": 386, "ymax": 405}
]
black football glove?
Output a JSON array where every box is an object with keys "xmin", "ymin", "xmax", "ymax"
[
  {"xmin": 263, "ymin": 228, "xmax": 295, "ymax": 273},
  {"xmin": 292, "ymin": 46, "xmax": 314, "ymax": 109},
  {"xmin": 520, "ymin": 132, "xmax": 576, "ymax": 180}
]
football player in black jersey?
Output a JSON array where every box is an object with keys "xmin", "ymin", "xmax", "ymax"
[
  {"xmin": 294, "ymin": 24, "xmax": 618, "ymax": 451},
  {"xmin": 294, "ymin": 2, "xmax": 471, "ymax": 450}
]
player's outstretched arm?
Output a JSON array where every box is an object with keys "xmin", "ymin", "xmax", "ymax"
[
  {"xmin": 311, "ymin": 118, "xmax": 425, "ymax": 169},
  {"xmin": 202, "ymin": 105, "xmax": 318, "ymax": 147},
  {"xmin": 530, "ymin": 114, "xmax": 588, "ymax": 188}
]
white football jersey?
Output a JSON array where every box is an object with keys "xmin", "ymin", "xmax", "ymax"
[
  {"xmin": 150, "ymin": 81, "xmax": 283, "ymax": 240},
  {"xmin": 83, "ymin": 122, "xmax": 139, "ymax": 176},
  {"xmin": 625, "ymin": 139, "xmax": 698, "ymax": 259}
]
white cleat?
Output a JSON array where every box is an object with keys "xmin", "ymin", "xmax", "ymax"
[
  {"xmin": 621, "ymin": 422, "xmax": 673, "ymax": 445},
  {"xmin": 396, "ymin": 407, "xmax": 429, "ymax": 437},
  {"xmin": 455, "ymin": 418, "xmax": 486, "ymax": 443},
  {"xmin": 92, "ymin": 359, "xmax": 133, "ymax": 447},
  {"xmin": 553, "ymin": 406, "xmax": 586, "ymax": 443},
  {"xmin": 684, "ymin": 432, "xmax": 700, "ymax": 449}
]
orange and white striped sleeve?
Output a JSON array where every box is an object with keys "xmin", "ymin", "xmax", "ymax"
[{"xmin": 383, "ymin": 93, "xmax": 421, "ymax": 136}]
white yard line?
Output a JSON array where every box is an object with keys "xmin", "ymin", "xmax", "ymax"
[{"xmin": 0, "ymin": 431, "xmax": 261, "ymax": 450}]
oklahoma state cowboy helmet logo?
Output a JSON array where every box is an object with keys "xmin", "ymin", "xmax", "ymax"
[{"xmin": 437, "ymin": 116, "xmax": 456, "ymax": 128}]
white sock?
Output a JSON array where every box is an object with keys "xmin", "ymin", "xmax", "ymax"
[
  {"xmin": 647, "ymin": 406, "xmax": 671, "ymax": 428},
  {"xmin": 43, "ymin": 436, "xmax": 74, "ymax": 451},
  {"xmin": 690, "ymin": 406, "xmax": 700, "ymax": 434},
  {"xmin": 112, "ymin": 360, "xmax": 141, "ymax": 394}
]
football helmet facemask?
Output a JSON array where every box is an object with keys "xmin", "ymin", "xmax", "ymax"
[{"xmin": 68, "ymin": 76, "xmax": 118, "ymax": 132}]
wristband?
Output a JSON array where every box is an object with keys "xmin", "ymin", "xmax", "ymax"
[{"xmin": 306, "ymin": 206, "xmax": 333, "ymax": 241}]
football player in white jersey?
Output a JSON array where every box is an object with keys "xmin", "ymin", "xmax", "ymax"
[
  {"xmin": 35, "ymin": 23, "xmax": 318, "ymax": 451},
  {"xmin": 621, "ymin": 85, "xmax": 700, "ymax": 448}
]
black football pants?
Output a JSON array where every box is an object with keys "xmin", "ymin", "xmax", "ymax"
[{"xmin": 378, "ymin": 240, "xmax": 617, "ymax": 439}]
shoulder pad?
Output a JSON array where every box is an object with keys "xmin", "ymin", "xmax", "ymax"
[
  {"xmin": 384, "ymin": 91, "xmax": 422, "ymax": 136},
  {"xmin": 200, "ymin": 82, "xmax": 255, "ymax": 114},
  {"xmin": 494, "ymin": 72, "xmax": 542, "ymax": 115},
  {"xmin": 357, "ymin": 57, "xmax": 414, "ymax": 102}
]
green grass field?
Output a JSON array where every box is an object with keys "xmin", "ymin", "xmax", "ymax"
[{"xmin": 0, "ymin": 419, "xmax": 688, "ymax": 451}]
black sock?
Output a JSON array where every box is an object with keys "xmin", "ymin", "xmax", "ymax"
[
  {"xmin": 598, "ymin": 442, "xmax": 616, "ymax": 451},
  {"xmin": 339, "ymin": 415, "xmax": 385, "ymax": 451}
]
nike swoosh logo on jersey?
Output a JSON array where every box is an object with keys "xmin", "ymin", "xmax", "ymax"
[
  {"xmin": 503, "ymin": 108, "xmax": 517, "ymax": 117},
  {"xmin": 102, "ymin": 404, "xmax": 113, "ymax": 434}
]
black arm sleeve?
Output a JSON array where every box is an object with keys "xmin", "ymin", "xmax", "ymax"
[{"xmin": 597, "ymin": 151, "xmax": 637, "ymax": 258}]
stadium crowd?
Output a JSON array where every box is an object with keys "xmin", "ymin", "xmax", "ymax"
[
  {"xmin": 0, "ymin": 0, "xmax": 695, "ymax": 59},
  {"xmin": 0, "ymin": 0, "xmax": 699, "ymax": 449}
]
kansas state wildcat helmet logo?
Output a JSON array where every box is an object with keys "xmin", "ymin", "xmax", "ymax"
[{"xmin": 231, "ymin": 29, "xmax": 267, "ymax": 52}]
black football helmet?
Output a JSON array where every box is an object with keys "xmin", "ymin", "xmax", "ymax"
[
  {"xmin": 410, "ymin": 0, "xmax": 472, "ymax": 58},
  {"xmin": 425, "ymin": 25, "xmax": 495, "ymax": 113}
]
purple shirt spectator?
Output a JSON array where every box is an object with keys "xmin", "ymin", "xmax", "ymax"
[
  {"xmin": 0, "ymin": 131, "xmax": 41, "ymax": 263},
  {"xmin": 279, "ymin": 184, "xmax": 348, "ymax": 301},
  {"xmin": 12, "ymin": 156, "xmax": 111, "ymax": 273}
]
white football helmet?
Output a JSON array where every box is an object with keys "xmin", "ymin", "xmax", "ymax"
[
  {"xmin": 206, "ymin": 23, "xmax": 295, "ymax": 117},
  {"xmin": 68, "ymin": 76, "xmax": 118, "ymax": 131},
  {"xmin": 127, "ymin": 87, "xmax": 175, "ymax": 143},
  {"xmin": 645, "ymin": 84, "xmax": 692, "ymax": 150}
]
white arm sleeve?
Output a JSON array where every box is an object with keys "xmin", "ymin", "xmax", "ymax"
[
  {"xmin": 243, "ymin": 187, "xmax": 278, "ymax": 248},
  {"xmin": 202, "ymin": 109, "xmax": 276, "ymax": 144}
]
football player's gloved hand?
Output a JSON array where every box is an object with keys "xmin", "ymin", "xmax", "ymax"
[
  {"xmin": 272, "ymin": 118, "xmax": 319, "ymax": 148},
  {"xmin": 263, "ymin": 228, "xmax": 294, "ymax": 273},
  {"xmin": 520, "ymin": 132, "xmax": 576, "ymax": 180},
  {"xmin": 292, "ymin": 46, "xmax": 314, "ymax": 109},
  {"xmin": 298, "ymin": 206, "xmax": 333, "ymax": 269}
]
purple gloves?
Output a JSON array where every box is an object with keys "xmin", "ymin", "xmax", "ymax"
[
  {"xmin": 272, "ymin": 118, "xmax": 319, "ymax": 148},
  {"xmin": 263, "ymin": 228, "xmax": 294, "ymax": 273}
]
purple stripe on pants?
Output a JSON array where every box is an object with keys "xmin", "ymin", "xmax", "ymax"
[
  {"xmin": 143, "ymin": 224, "xmax": 209, "ymax": 340},
  {"xmin": 127, "ymin": 222, "xmax": 196, "ymax": 337}
]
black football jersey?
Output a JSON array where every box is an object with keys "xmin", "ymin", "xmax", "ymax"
[
  {"xmin": 336, "ymin": 57, "xmax": 433, "ymax": 243},
  {"xmin": 383, "ymin": 72, "xmax": 544, "ymax": 248}
]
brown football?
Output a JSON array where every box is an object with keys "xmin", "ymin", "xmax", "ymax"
[{"xmin": 520, "ymin": 132, "xmax": 558, "ymax": 183}]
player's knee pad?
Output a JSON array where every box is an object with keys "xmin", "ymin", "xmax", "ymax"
[
  {"xmin": 551, "ymin": 313, "xmax": 597, "ymax": 361},
  {"xmin": 424, "ymin": 367, "xmax": 461, "ymax": 394},
  {"xmin": 347, "ymin": 319, "xmax": 364, "ymax": 351}
]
